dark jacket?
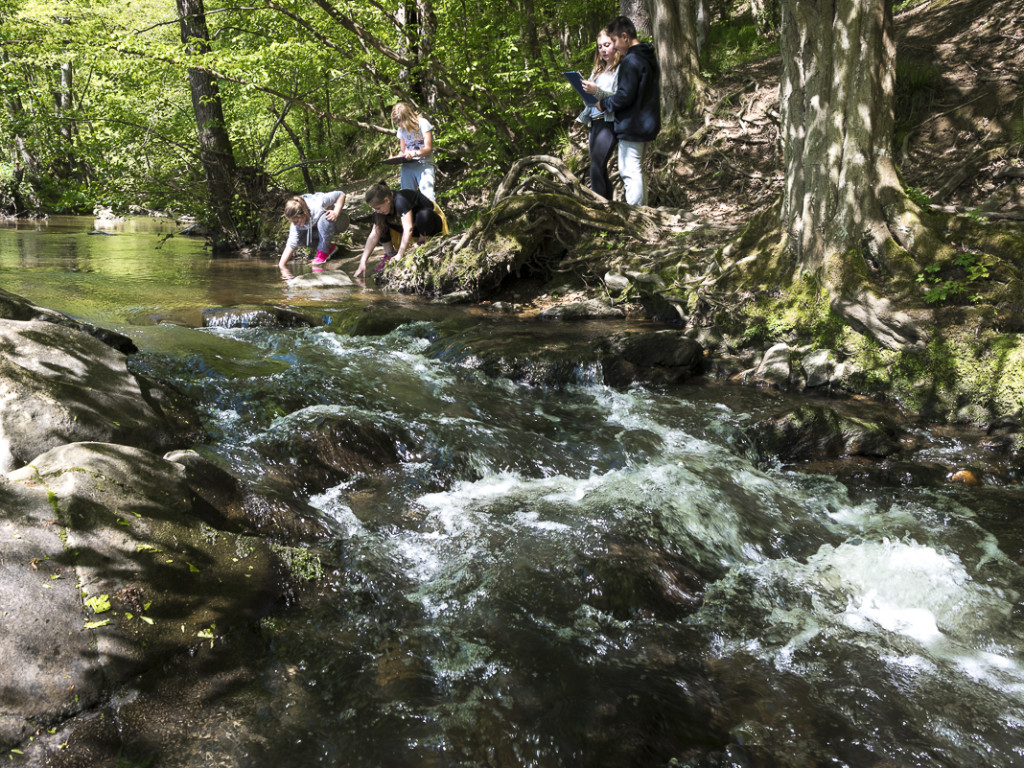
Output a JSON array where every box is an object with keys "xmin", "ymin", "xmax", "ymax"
[{"xmin": 602, "ymin": 42, "xmax": 661, "ymax": 143}]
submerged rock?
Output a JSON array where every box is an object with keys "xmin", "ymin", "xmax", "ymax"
[
  {"xmin": 595, "ymin": 330, "xmax": 704, "ymax": 387},
  {"xmin": 286, "ymin": 271, "xmax": 355, "ymax": 291},
  {"xmin": 538, "ymin": 298, "xmax": 625, "ymax": 321},
  {"xmin": 251, "ymin": 405, "xmax": 407, "ymax": 494},
  {"xmin": 202, "ymin": 305, "xmax": 317, "ymax": 329}
]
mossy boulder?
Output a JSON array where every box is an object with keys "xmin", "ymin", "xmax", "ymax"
[
  {"xmin": 0, "ymin": 442, "xmax": 280, "ymax": 749},
  {"xmin": 0, "ymin": 318, "xmax": 200, "ymax": 473}
]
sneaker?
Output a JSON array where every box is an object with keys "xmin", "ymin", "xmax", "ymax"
[
  {"xmin": 312, "ymin": 244, "xmax": 338, "ymax": 265},
  {"xmin": 374, "ymin": 255, "xmax": 391, "ymax": 273}
]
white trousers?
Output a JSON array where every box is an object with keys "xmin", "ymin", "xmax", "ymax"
[{"xmin": 618, "ymin": 140, "xmax": 647, "ymax": 206}]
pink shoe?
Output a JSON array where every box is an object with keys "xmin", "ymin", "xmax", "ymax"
[
  {"xmin": 312, "ymin": 244, "xmax": 338, "ymax": 265},
  {"xmin": 374, "ymin": 255, "xmax": 390, "ymax": 273}
]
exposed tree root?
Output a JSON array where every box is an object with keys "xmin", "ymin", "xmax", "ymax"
[{"xmin": 382, "ymin": 156, "xmax": 694, "ymax": 297}]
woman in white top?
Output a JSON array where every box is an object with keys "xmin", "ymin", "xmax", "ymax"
[
  {"xmin": 580, "ymin": 32, "xmax": 621, "ymax": 200},
  {"xmin": 391, "ymin": 102, "xmax": 436, "ymax": 201}
]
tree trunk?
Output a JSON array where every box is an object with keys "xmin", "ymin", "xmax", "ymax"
[
  {"xmin": 619, "ymin": 0, "xmax": 651, "ymax": 37},
  {"xmin": 696, "ymin": 0, "xmax": 710, "ymax": 59},
  {"xmin": 779, "ymin": 0, "xmax": 945, "ymax": 350},
  {"xmin": 750, "ymin": 0, "xmax": 781, "ymax": 36},
  {"xmin": 520, "ymin": 0, "xmax": 542, "ymax": 63},
  {"xmin": 416, "ymin": 0, "xmax": 439, "ymax": 108},
  {"xmin": 176, "ymin": 0, "xmax": 245, "ymax": 245},
  {"xmin": 647, "ymin": 0, "xmax": 706, "ymax": 120}
]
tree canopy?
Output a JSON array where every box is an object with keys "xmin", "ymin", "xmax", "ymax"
[{"xmin": 1, "ymin": 0, "xmax": 624, "ymax": 218}]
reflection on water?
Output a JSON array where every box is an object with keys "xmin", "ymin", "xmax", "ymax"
[
  {"xmin": 0, "ymin": 215, "xmax": 340, "ymax": 329},
  {"xmin": 5, "ymin": 218, "xmax": 1024, "ymax": 767}
]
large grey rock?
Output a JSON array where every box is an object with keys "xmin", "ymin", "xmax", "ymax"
[
  {"xmin": 0, "ymin": 319, "xmax": 187, "ymax": 473},
  {"xmin": 0, "ymin": 442, "xmax": 279, "ymax": 748},
  {"xmin": 752, "ymin": 342, "xmax": 792, "ymax": 389},
  {"xmin": 802, "ymin": 348, "xmax": 837, "ymax": 388},
  {"xmin": 0, "ymin": 286, "xmax": 136, "ymax": 353}
]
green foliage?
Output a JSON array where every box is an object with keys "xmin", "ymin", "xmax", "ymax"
[
  {"xmin": 904, "ymin": 185, "xmax": 933, "ymax": 210},
  {"xmin": 1, "ymin": 0, "xmax": 618, "ymax": 220},
  {"xmin": 704, "ymin": 11, "xmax": 780, "ymax": 78},
  {"xmin": 916, "ymin": 252, "xmax": 991, "ymax": 304}
]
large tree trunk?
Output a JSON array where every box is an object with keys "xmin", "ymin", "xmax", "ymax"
[
  {"xmin": 779, "ymin": 0, "xmax": 945, "ymax": 350},
  {"xmin": 619, "ymin": 0, "xmax": 651, "ymax": 37},
  {"xmin": 176, "ymin": 0, "xmax": 245, "ymax": 245},
  {"xmin": 750, "ymin": 0, "xmax": 781, "ymax": 36},
  {"xmin": 648, "ymin": 0, "xmax": 706, "ymax": 120}
]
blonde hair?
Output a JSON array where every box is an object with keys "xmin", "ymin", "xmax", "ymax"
[
  {"xmin": 283, "ymin": 196, "xmax": 310, "ymax": 220},
  {"xmin": 391, "ymin": 102, "xmax": 420, "ymax": 133},
  {"xmin": 591, "ymin": 31, "xmax": 621, "ymax": 76}
]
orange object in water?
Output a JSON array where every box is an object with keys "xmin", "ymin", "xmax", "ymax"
[{"xmin": 949, "ymin": 469, "xmax": 982, "ymax": 486}]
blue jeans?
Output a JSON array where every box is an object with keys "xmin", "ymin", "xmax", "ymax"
[
  {"xmin": 618, "ymin": 140, "xmax": 647, "ymax": 205},
  {"xmin": 401, "ymin": 161, "xmax": 436, "ymax": 200}
]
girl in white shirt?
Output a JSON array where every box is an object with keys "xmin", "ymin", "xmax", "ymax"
[
  {"xmin": 392, "ymin": 103, "xmax": 437, "ymax": 201},
  {"xmin": 580, "ymin": 32, "xmax": 621, "ymax": 200}
]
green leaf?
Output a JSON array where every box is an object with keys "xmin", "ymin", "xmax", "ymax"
[{"xmin": 85, "ymin": 594, "xmax": 112, "ymax": 614}]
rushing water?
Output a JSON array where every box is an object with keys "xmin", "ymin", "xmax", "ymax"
[{"xmin": 3, "ymin": 217, "xmax": 1024, "ymax": 767}]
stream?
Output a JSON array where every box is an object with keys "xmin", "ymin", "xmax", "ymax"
[{"xmin": 3, "ymin": 216, "xmax": 1023, "ymax": 767}]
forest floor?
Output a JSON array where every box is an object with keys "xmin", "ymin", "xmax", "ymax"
[
  {"xmin": 432, "ymin": 0, "xmax": 1023, "ymax": 316},
  {"xmin": 648, "ymin": 0, "xmax": 1024, "ymax": 232}
]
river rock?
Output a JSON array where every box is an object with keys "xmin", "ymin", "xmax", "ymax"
[
  {"xmin": 595, "ymin": 330, "xmax": 704, "ymax": 387},
  {"xmin": 801, "ymin": 348, "xmax": 837, "ymax": 388},
  {"xmin": 165, "ymin": 448, "xmax": 336, "ymax": 542},
  {"xmin": 538, "ymin": 298, "xmax": 625, "ymax": 321},
  {"xmin": 0, "ymin": 287, "xmax": 137, "ymax": 353},
  {"xmin": 752, "ymin": 342, "xmax": 792, "ymax": 389},
  {"xmin": 286, "ymin": 271, "xmax": 355, "ymax": 290},
  {"xmin": 604, "ymin": 271, "xmax": 630, "ymax": 294},
  {"xmin": 0, "ymin": 318, "xmax": 195, "ymax": 473},
  {"xmin": 638, "ymin": 291, "xmax": 687, "ymax": 323},
  {"xmin": 0, "ymin": 442, "xmax": 279, "ymax": 749},
  {"xmin": 251, "ymin": 405, "xmax": 407, "ymax": 494},
  {"xmin": 202, "ymin": 306, "xmax": 317, "ymax": 329},
  {"xmin": 753, "ymin": 404, "xmax": 901, "ymax": 463}
]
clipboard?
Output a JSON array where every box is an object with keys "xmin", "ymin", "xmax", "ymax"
[
  {"xmin": 381, "ymin": 156, "xmax": 421, "ymax": 165},
  {"xmin": 563, "ymin": 71, "xmax": 598, "ymax": 107}
]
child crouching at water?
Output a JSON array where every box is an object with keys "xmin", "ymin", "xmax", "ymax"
[
  {"xmin": 354, "ymin": 181, "xmax": 448, "ymax": 279},
  {"xmin": 278, "ymin": 190, "xmax": 347, "ymax": 269}
]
